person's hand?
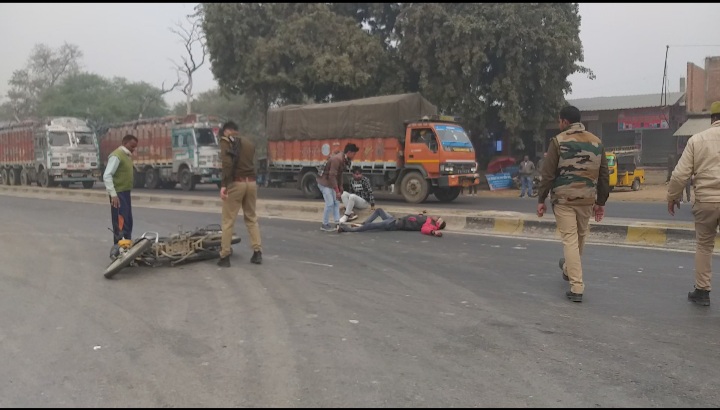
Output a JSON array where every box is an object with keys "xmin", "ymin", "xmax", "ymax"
[
  {"xmin": 111, "ymin": 196, "xmax": 120, "ymax": 208},
  {"xmin": 335, "ymin": 191, "xmax": 342, "ymax": 200},
  {"xmin": 220, "ymin": 187, "xmax": 228, "ymax": 200},
  {"xmin": 593, "ymin": 204, "xmax": 605, "ymax": 222},
  {"xmin": 537, "ymin": 203, "xmax": 546, "ymax": 217},
  {"xmin": 668, "ymin": 199, "xmax": 680, "ymax": 216},
  {"xmin": 370, "ymin": 205, "xmax": 375, "ymax": 211}
]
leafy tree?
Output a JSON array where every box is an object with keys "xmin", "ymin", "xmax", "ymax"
[
  {"xmin": 396, "ymin": 3, "xmax": 593, "ymax": 142},
  {"xmin": 38, "ymin": 72, "xmax": 170, "ymax": 131},
  {"xmin": 171, "ymin": 88, "xmax": 263, "ymax": 136},
  {"xmin": 5, "ymin": 43, "xmax": 83, "ymax": 121},
  {"xmin": 201, "ymin": 2, "xmax": 592, "ymax": 157},
  {"xmin": 202, "ymin": 3, "xmax": 386, "ymax": 113}
]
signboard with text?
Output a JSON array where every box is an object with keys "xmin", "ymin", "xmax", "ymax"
[
  {"xmin": 618, "ymin": 108, "xmax": 669, "ymax": 131},
  {"xmin": 485, "ymin": 172, "xmax": 514, "ymax": 191}
]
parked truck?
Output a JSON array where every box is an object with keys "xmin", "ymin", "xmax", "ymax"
[
  {"xmin": 0, "ymin": 117, "xmax": 101, "ymax": 188},
  {"xmin": 266, "ymin": 93, "xmax": 480, "ymax": 204},
  {"xmin": 99, "ymin": 114, "xmax": 224, "ymax": 191}
]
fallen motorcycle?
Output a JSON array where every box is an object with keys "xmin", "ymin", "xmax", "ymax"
[{"xmin": 103, "ymin": 224, "xmax": 241, "ymax": 279}]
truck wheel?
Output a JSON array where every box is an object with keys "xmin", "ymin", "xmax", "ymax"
[
  {"xmin": 179, "ymin": 169, "xmax": 195, "ymax": 191},
  {"xmin": 133, "ymin": 168, "xmax": 146, "ymax": 189},
  {"xmin": 38, "ymin": 169, "xmax": 57, "ymax": 188},
  {"xmin": 1, "ymin": 169, "xmax": 8, "ymax": 186},
  {"xmin": 8, "ymin": 168, "xmax": 19, "ymax": 186},
  {"xmin": 145, "ymin": 168, "xmax": 160, "ymax": 190},
  {"xmin": 82, "ymin": 181, "xmax": 94, "ymax": 189},
  {"xmin": 631, "ymin": 178, "xmax": 640, "ymax": 191},
  {"xmin": 20, "ymin": 169, "xmax": 30, "ymax": 186},
  {"xmin": 400, "ymin": 172, "xmax": 430, "ymax": 204},
  {"xmin": 300, "ymin": 171, "xmax": 322, "ymax": 199},
  {"xmin": 434, "ymin": 187, "xmax": 461, "ymax": 202}
]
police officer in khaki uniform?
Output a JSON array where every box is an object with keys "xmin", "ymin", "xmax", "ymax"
[
  {"xmin": 667, "ymin": 101, "xmax": 720, "ymax": 306},
  {"xmin": 537, "ymin": 106, "xmax": 610, "ymax": 303},
  {"xmin": 217, "ymin": 121, "xmax": 262, "ymax": 266}
]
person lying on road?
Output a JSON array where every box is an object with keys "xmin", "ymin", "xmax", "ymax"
[{"xmin": 337, "ymin": 208, "xmax": 445, "ymax": 237}]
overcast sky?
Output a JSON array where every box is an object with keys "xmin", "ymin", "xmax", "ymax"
[{"xmin": 1, "ymin": 3, "xmax": 719, "ymax": 107}]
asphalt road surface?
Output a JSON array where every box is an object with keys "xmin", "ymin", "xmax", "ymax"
[
  {"xmin": 85, "ymin": 183, "xmax": 694, "ymax": 223},
  {"xmin": 1, "ymin": 195, "xmax": 717, "ymax": 407}
]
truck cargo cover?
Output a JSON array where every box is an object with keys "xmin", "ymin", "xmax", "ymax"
[{"xmin": 267, "ymin": 93, "xmax": 437, "ymax": 141}]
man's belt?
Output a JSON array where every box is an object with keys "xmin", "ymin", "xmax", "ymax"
[{"xmin": 234, "ymin": 176, "xmax": 256, "ymax": 182}]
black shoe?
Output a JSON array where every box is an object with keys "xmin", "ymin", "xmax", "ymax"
[
  {"xmin": 217, "ymin": 256, "xmax": 230, "ymax": 267},
  {"xmin": 559, "ymin": 258, "xmax": 568, "ymax": 281},
  {"xmin": 688, "ymin": 288, "xmax": 710, "ymax": 306},
  {"xmin": 251, "ymin": 251, "xmax": 262, "ymax": 265},
  {"xmin": 566, "ymin": 291, "xmax": 583, "ymax": 302}
]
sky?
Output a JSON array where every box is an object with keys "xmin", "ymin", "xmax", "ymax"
[{"xmin": 1, "ymin": 2, "xmax": 719, "ymax": 107}]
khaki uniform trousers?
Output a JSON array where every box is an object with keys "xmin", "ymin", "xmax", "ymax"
[
  {"xmin": 221, "ymin": 181, "xmax": 262, "ymax": 258},
  {"xmin": 692, "ymin": 202, "xmax": 720, "ymax": 291},
  {"xmin": 553, "ymin": 204, "xmax": 593, "ymax": 294}
]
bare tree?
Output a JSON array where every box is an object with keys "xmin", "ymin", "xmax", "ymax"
[
  {"xmin": 138, "ymin": 76, "xmax": 182, "ymax": 119},
  {"xmin": 6, "ymin": 42, "xmax": 83, "ymax": 121},
  {"xmin": 170, "ymin": 13, "xmax": 207, "ymax": 115}
]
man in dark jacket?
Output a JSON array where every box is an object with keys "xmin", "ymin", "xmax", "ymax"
[
  {"xmin": 338, "ymin": 208, "xmax": 445, "ymax": 237},
  {"xmin": 316, "ymin": 143, "xmax": 359, "ymax": 231}
]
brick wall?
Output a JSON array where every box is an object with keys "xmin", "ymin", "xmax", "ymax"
[
  {"xmin": 687, "ymin": 62, "xmax": 706, "ymax": 114},
  {"xmin": 705, "ymin": 56, "xmax": 720, "ymax": 108}
]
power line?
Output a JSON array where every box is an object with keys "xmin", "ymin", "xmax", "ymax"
[{"xmin": 666, "ymin": 44, "xmax": 720, "ymax": 48}]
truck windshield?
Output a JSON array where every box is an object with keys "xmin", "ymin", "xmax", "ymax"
[
  {"xmin": 75, "ymin": 132, "xmax": 95, "ymax": 146},
  {"xmin": 606, "ymin": 156, "xmax": 615, "ymax": 166},
  {"xmin": 434, "ymin": 124, "xmax": 474, "ymax": 150},
  {"xmin": 195, "ymin": 128, "xmax": 217, "ymax": 146},
  {"xmin": 49, "ymin": 131, "xmax": 71, "ymax": 147}
]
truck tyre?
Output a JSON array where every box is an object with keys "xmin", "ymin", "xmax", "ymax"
[
  {"xmin": 631, "ymin": 178, "xmax": 640, "ymax": 191},
  {"xmin": 38, "ymin": 169, "xmax": 57, "ymax": 188},
  {"xmin": 133, "ymin": 168, "xmax": 146, "ymax": 189},
  {"xmin": 179, "ymin": 169, "xmax": 196, "ymax": 191},
  {"xmin": 1, "ymin": 169, "xmax": 8, "ymax": 186},
  {"xmin": 82, "ymin": 181, "xmax": 94, "ymax": 189},
  {"xmin": 300, "ymin": 171, "xmax": 322, "ymax": 199},
  {"xmin": 400, "ymin": 172, "xmax": 430, "ymax": 204},
  {"xmin": 20, "ymin": 169, "xmax": 30, "ymax": 186},
  {"xmin": 434, "ymin": 187, "xmax": 461, "ymax": 202},
  {"xmin": 145, "ymin": 168, "xmax": 160, "ymax": 190},
  {"xmin": 8, "ymin": 168, "xmax": 20, "ymax": 186}
]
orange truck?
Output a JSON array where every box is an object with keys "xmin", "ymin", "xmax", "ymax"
[
  {"xmin": 266, "ymin": 93, "xmax": 479, "ymax": 203},
  {"xmin": 99, "ymin": 114, "xmax": 224, "ymax": 191}
]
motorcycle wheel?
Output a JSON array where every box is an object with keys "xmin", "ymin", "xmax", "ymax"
[{"xmin": 103, "ymin": 238, "xmax": 153, "ymax": 279}]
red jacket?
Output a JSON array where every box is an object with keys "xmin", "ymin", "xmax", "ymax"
[{"xmin": 420, "ymin": 218, "xmax": 442, "ymax": 236}]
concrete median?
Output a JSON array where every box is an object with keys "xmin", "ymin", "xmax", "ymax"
[{"xmin": 1, "ymin": 185, "xmax": 713, "ymax": 253}]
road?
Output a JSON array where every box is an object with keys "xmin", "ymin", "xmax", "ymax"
[
  {"xmin": 1, "ymin": 195, "xmax": 718, "ymax": 407},
  {"xmin": 84, "ymin": 183, "xmax": 695, "ymax": 223}
]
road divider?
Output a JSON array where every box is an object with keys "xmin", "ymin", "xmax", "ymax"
[{"xmin": 1, "ymin": 185, "xmax": 713, "ymax": 253}]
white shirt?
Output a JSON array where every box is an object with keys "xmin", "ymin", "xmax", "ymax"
[{"xmin": 103, "ymin": 146, "xmax": 132, "ymax": 197}]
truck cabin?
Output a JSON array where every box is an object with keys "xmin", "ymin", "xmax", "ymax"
[
  {"xmin": 404, "ymin": 115, "xmax": 473, "ymax": 154},
  {"xmin": 172, "ymin": 126, "xmax": 219, "ymax": 148},
  {"xmin": 46, "ymin": 130, "xmax": 97, "ymax": 148}
]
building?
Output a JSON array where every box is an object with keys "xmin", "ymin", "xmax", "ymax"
[{"xmin": 674, "ymin": 56, "xmax": 720, "ymax": 155}]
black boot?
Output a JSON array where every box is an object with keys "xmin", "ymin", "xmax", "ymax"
[
  {"xmin": 688, "ymin": 288, "xmax": 710, "ymax": 306},
  {"xmin": 566, "ymin": 291, "xmax": 582, "ymax": 303},
  {"xmin": 559, "ymin": 258, "xmax": 569, "ymax": 281},
  {"xmin": 251, "ymin": 251, "xmax": 262, "ymax": 265},
  {"xmin": 217, "ymin": 256, "xmax": 230, "ymax": 267}
]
